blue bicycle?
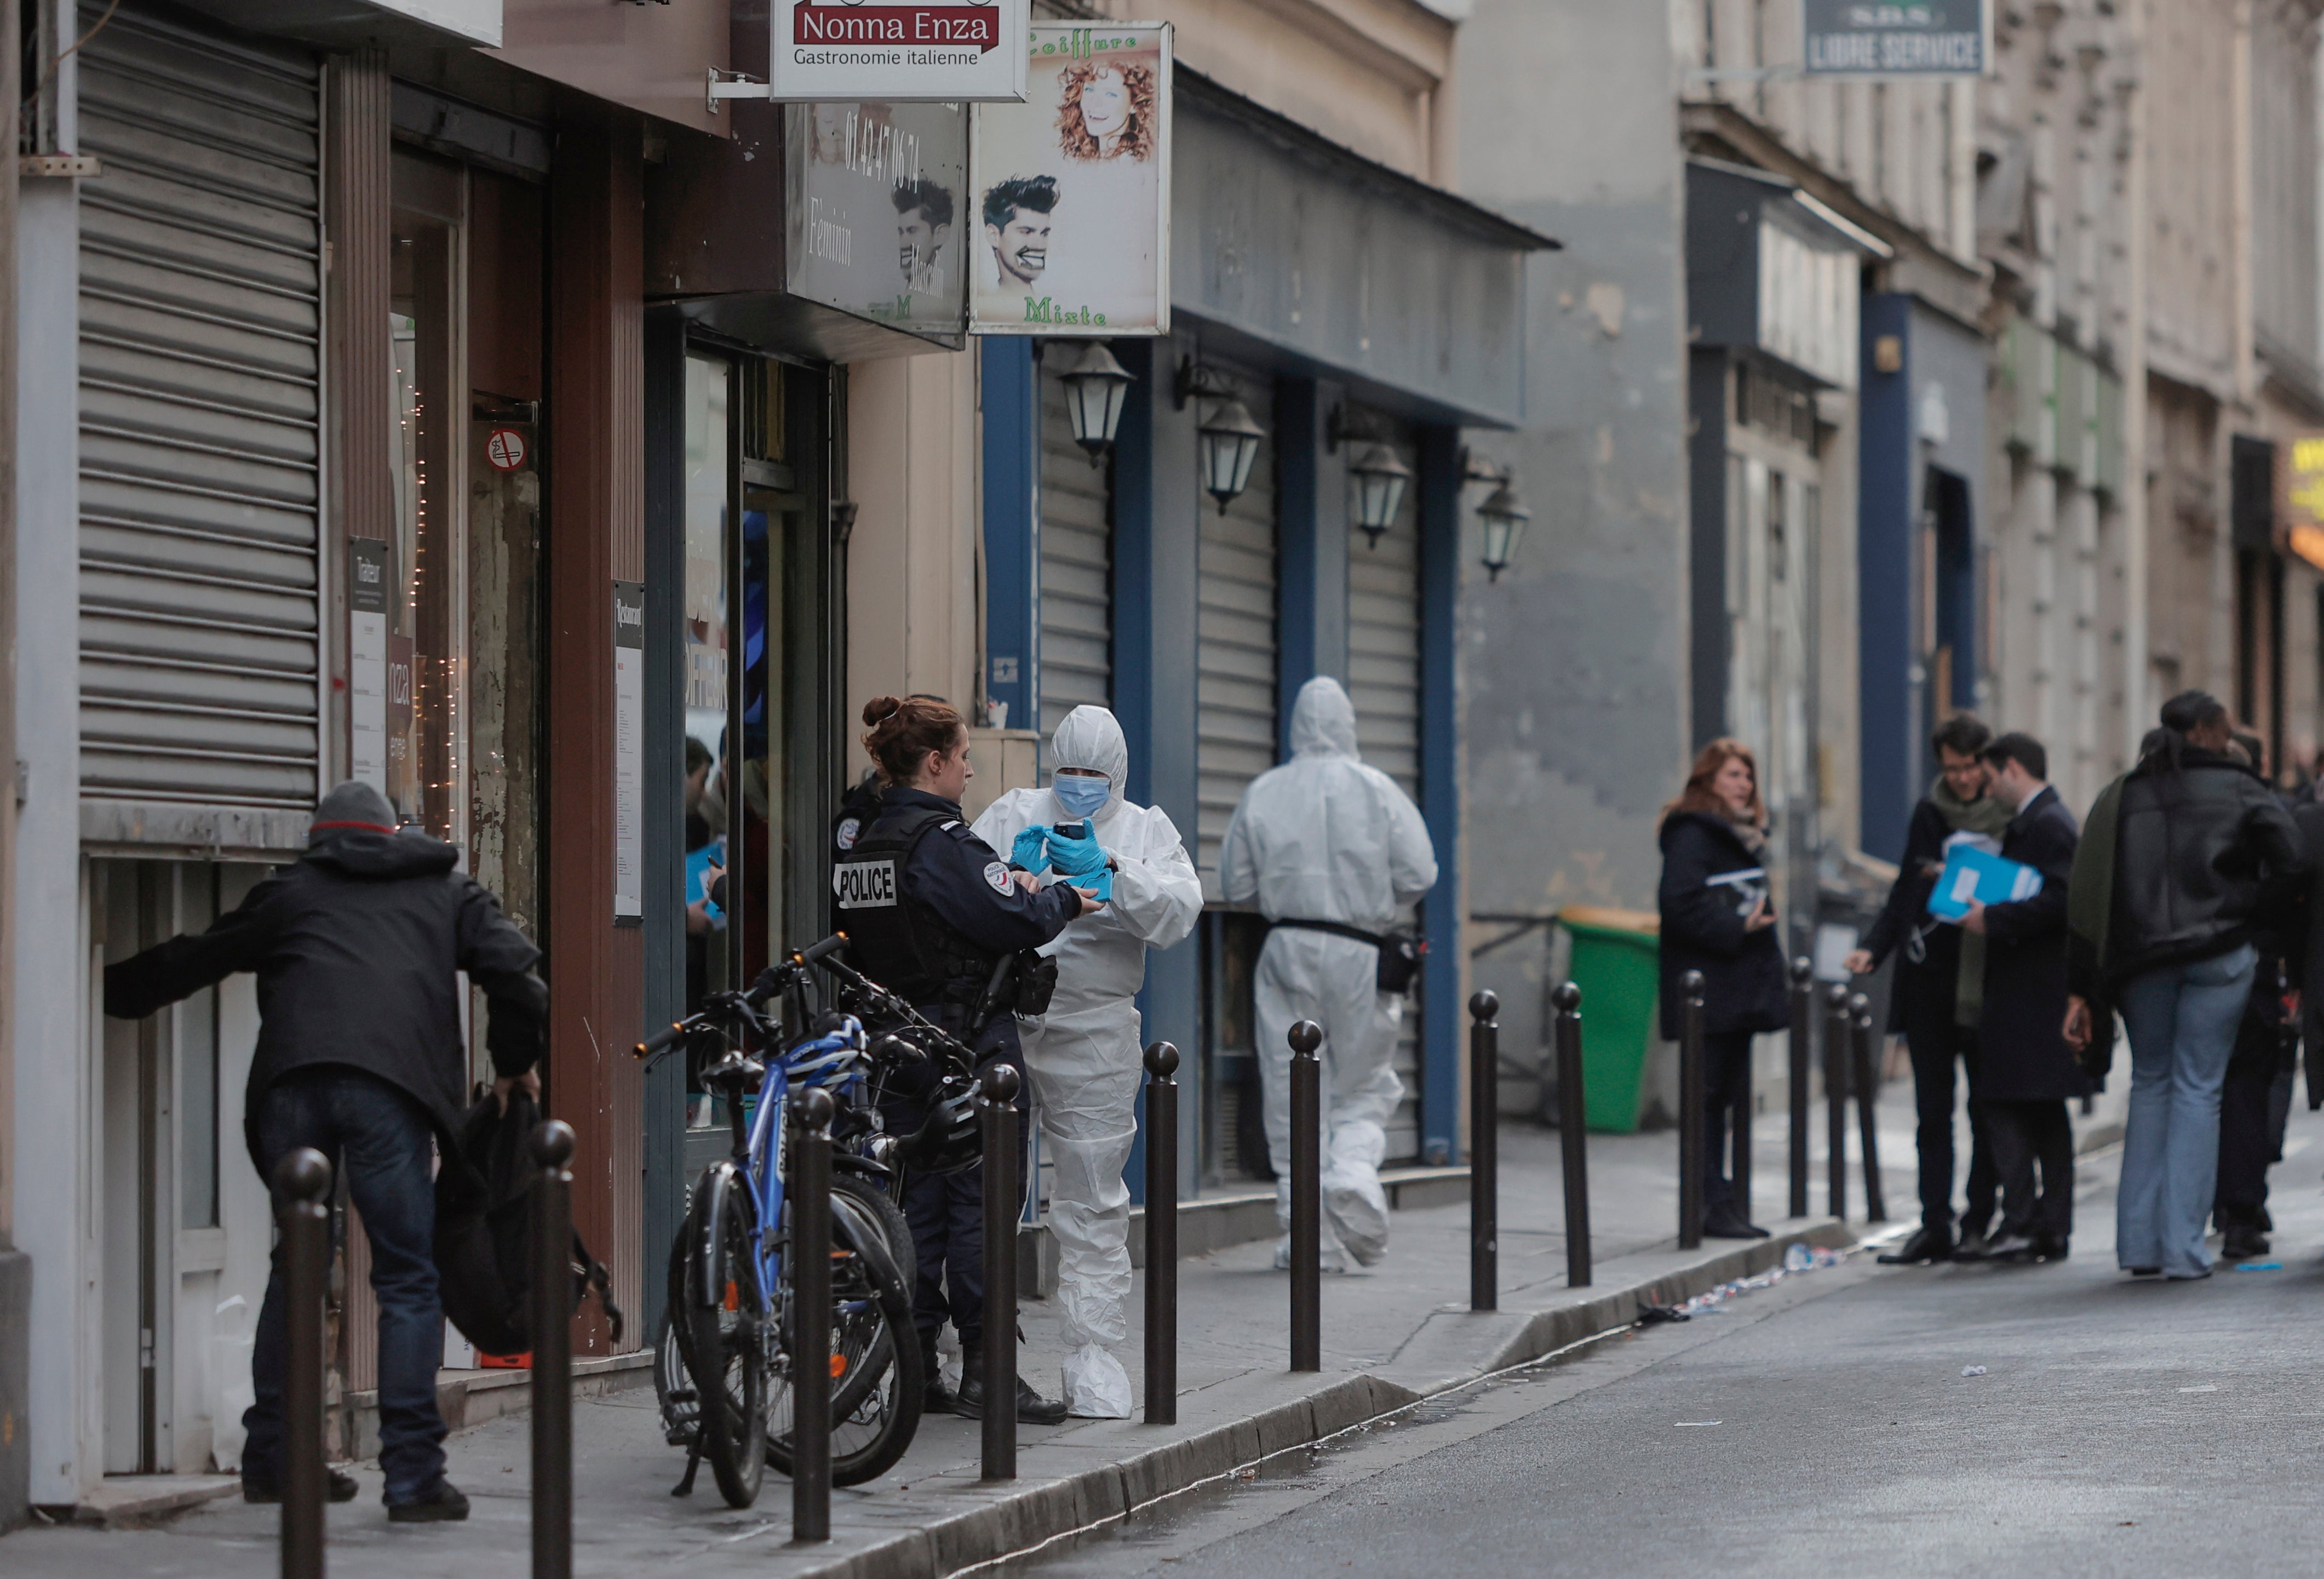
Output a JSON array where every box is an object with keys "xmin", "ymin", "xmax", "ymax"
[{"xmin": 636, "ymin": 938, "xmax": 925, "ymax": 1506}]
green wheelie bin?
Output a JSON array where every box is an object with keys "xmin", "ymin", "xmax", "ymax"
[{"xmin": 1555, "ymin": 906, "xmax": 1661, "ymax": 1133}]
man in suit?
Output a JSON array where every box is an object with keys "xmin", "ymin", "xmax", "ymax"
[{"xmin": 1961, "ymin": 733, "xmax": 2087, "ymax": 1262}]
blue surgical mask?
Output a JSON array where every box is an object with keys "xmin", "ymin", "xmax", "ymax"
[{"xmin": 1052, "ymin": 773, "xmax": 1111, "ymax": 819}]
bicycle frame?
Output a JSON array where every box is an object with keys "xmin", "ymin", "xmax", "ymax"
[{"xmin": 708, "ymin": 1025, "xmax": 873, "ymax": 1323}]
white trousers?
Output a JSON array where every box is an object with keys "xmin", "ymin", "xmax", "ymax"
[{"xmin": 1254, "ymin": 928, "xmax": 1403, "ymax": 1261}]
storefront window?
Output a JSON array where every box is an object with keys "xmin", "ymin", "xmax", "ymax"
[{"xmin": 390, "ymin": 162, "xmax": 464, "ymax": 843}]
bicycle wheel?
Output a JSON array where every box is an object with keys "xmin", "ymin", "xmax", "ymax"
[
  {"xmin": 767, "ymin": 1174, "xmax": 925, "ymax": 1486},
  {"xmin": 653, "ymin": 1233, "xmax": 696, "ymax": 1447},
  {"xmin": 682, "ymin": 1168, "xmax": 770, "ymax": 1507}
]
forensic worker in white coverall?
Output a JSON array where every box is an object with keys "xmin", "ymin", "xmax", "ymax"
[
  {"xmin": 1219, "ymin": 677, "xmax": 1438, "ymax": 1269},
  {"xmin": 972, "ymin": 706, "xmax": 1202, "ymax": 1417}
]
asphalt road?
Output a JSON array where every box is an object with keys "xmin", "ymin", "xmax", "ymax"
[{"xmin": 997, "ymin": 1120, "xmax": 2324, "ymax": 1579}]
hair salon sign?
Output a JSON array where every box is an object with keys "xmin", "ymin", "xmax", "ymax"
[{"xmin": 770, "ymin": 0, "xmax": 1030, "ymax": 102}]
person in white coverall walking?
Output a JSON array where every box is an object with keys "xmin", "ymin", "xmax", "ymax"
[
  {"xmin": 1220, "ymin": 677, "xmax": 1438, "ymax": 1269},
  {"xmin": 972, "ymin": 706, "xmax": 1203, "ymax": 1417}
]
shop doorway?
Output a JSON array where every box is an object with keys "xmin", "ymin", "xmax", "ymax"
[{"xmin": 676, "ymin": 350, "xmax": 837, "ymax": 1162}]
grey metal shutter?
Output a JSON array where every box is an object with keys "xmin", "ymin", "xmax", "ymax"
[
  {"xmin": 1345, "ymin": 432, "xmax": 1425, "ymax": 1163},
  {"xmin": 76, "ymin": 5, "xmax": 324, "ymax": 813},
  {"xmin": 1195, "ymin": 371, "xmax": 1278, "ymax": 899},
  {"xmin": 1037, "ymin": 361, "xmax": 1110, "ymax": 771}
]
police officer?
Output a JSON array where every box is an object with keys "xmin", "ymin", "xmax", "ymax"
[{"xmin": 834, "ymin": 694, "xmax": 1099, "ymax": 1422}]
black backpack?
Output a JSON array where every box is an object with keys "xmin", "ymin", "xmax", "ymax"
[{"xmin": 433, "ymin": 1088, "xmax": 623, "ymax": 1357}]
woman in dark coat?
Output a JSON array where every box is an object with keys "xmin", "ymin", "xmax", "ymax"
[{"xmin": 1658, "ymin": 739, "xmax": 1789, "ymax": 1238}]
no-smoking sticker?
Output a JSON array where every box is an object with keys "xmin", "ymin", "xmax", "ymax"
[{"xmin": 486, "ymin": 428, "xmax": 527, "ymax": 472}]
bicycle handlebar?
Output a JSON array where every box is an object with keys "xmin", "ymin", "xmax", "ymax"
[{"xmin": 636, "ymin": 1020, "xmax": 687, "ymax": 1057}]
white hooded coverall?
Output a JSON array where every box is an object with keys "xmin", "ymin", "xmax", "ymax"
[
  {"xmin": 1218, "ymin": 677, "xmax": 1438, "ymax": 1267},
  {"xmin": 971, "ymin": 707, "xmax": 1203, "ymax": 1417}
]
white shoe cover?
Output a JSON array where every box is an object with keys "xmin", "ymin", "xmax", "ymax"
[
  {"xmin": 1324, "ymin": 1169, "xmax": 1390, "ymax": 1266},
  {"xmin": 1061, "ymin": 1341, "xmax": 1133, "ymax": 1418},
  {"xmin": 1272, "ymin": 1233, "xmax": 1350, "ymax": 1273}
]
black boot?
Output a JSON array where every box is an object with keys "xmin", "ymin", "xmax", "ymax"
[
  {"xmin": 920, "ymin": 1331, "xmax": 955, "ymax": 1414},
  {"xmin": 2222, "ymin": 1224, "xmax": 2271, "ymax": 1263},
  {"xmin": 1877, "ymin": 1226, "xmax": 1955, "ymax": 1266},
  {"xmin": 1702, "ymin": 1203, "xmax": 1769, "ymax": 1240},
  {"xmin": 952, "ymin": 1342, "xmax": 1068, "ymax": 1424}
]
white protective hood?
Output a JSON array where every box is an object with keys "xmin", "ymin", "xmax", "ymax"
[
  {"xmin": 1288, "ymin": 676, "xmax": 1359, "ymax": 759},
  {"xmin": 1049, "ymin": 705, "xmax": 1128, "ymax": 817}
]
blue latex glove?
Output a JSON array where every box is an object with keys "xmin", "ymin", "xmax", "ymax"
[
  {"xmin": 1046, "ymin": 826, "xmax": 1113, "ymax": 903},
  {"xmin": 1045, "ymin": 825, "xmax": 1106, "ymax": 878},
  {"xmin": 1011, "ymin": 824, "xmax": 1053, "ymax": 872}
]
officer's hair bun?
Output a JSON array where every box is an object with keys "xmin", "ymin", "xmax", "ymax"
[{"xmin": 862, "ymin": 694, "xmax": 966, "ymax": 785}]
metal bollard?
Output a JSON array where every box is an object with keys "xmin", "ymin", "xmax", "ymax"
[
  {"xmin": 1824, "ymin": 984, "xmax": 1851, "ymax": 1220},
  {"xmin": 1787, "ymin": 958, "xmax": 1813, "ymax": 1219},
  {"xmin": 530, "ymin": 1121, "xmax": 576, "ymax": 1579},
  {"xmin": 1551, "ymin": 982, "xmax": 1592, "ymax": 1288},
  {"xmin": 532, "ymin": 1125, "xmax": 576, "ymax": 1579},
  {"xmin": 1850, "ymin": 995, "xmax": 1889, "ymax": 1223},
  {"xmin": 1469, "ymin": 991, "xmax": 1499, "ymax": 1312},
  {"xmin": 1288, "ymin": 1019, "xmax": 1323, "ymax": 1372},
  {"xmin": 978, "ymin": 1064, "xmax": 1022, "ymax": 1481},
  {"xmin": 1143, "ymin": 1043, "xmax": 1180, "ymax": 1426},
  {"xmin": 790, "ymin": 1090, "xmax": 835, "ymax": 1541},
  {"xmin": 274, "ymin": 1148, "xmax": 332, "ymax": 1579},
  {"xmin": 1678, "ymin": 970, "xmax": 1705, "ymax": 1249}
]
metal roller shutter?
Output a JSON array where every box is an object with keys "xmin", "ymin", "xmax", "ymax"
[
  {"xmin": 76, "ymin": 5, "xmax": 324, "ymax": 813},
  {"xmin": 1346, "ymin": 426, "xmax": 1424, "ymax": 1164},
  {"xmin": 1037, "ymin": 361, "xmax": 1111, "ymax": 770},
  {"xmin": 1195, "ymin": 371, "xmax": 1278, "ymax": 899}
]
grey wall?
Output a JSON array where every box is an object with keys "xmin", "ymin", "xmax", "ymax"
[{"xmin": 1450, "ymin": 0, "xmax": 1691, "ymax": 1095}]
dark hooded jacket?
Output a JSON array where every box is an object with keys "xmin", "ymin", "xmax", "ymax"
[{"xmin": 103, "ymin": 825, "xmax": 547, "ymax": 1168}]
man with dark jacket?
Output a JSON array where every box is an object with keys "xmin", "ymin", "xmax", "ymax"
[
  {"xmin": 104, "ymin": 781, "xmax": 548, "ymax": 1521},
  {"xmin": 1846, "ymin": 714, "xmax": 2005, "ymax": 1265},
  {"xmin": 1961, "ymin": 734, "xmax": 2086, "ymax": 1261}
]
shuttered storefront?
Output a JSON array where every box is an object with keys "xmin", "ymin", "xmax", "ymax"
[
  {"xmin": 1037, "ymin": 359, "xmax": 1111, "ymax": 771},
  {"xmin": 1346, "ymin": 430, "xmax": 1424, "ymax": 1162},
  {"xmin": 77, "ymin": 6, "xmax": 324, "ymax": 814},
  {"xmin": 1194, "ymin": 371, "xmax": 1278, "ymax": 897}
]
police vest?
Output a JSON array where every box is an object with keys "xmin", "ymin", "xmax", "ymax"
[{"xmin": 830, "ymin": 805, "xmax": 998, "ymax": 1004}]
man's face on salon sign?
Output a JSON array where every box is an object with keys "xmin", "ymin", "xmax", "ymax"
[{"xmin": 988, "ymin": 205, "xmax": 1051, "ymax": 286}]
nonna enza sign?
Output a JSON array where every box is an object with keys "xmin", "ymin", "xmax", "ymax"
[{"xmin": 770, "ymin": 0, "xmax": 1030, "ymax": 102}]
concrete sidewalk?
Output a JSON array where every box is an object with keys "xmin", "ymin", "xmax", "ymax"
[{"xmin": 9, "ymin": 1072, "xmax": 2032, "ymax": 1576}]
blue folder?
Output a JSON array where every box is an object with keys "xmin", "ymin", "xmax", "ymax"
[{"xmin": 1925, "ymin": 844, "xmax": 2042, "ymax": 922}]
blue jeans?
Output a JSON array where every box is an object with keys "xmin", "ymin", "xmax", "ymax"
[
  {"xmin": 2115, "ymin": 945, "xmax": 2256, "ymax": 1277},
  {"xmin": 246, "ymin": 1067, "xmax": 447, "ymax": 1503}
]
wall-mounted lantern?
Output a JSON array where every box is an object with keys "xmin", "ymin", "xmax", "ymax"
[
  {"xmin": 1346, "ymin": 442, "xmax": 1413, "ymax": 548},
  {"xmin": 1463, "ymin": 449, "xmax": 1532, "ymax": 582},
  {"xmin": 1177, "ymin": 358, "xmax": 1265, "ymax": 513},
  {"xmin": 1059, "ymin": 341, "xmax": 1135, "ymax": 463}
]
